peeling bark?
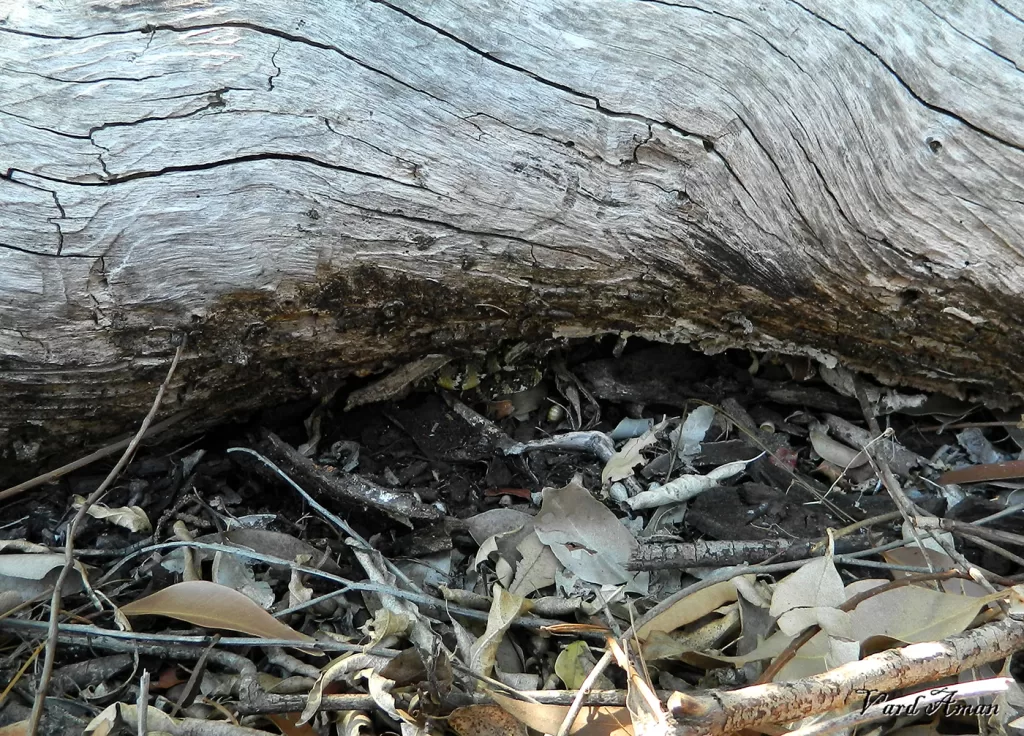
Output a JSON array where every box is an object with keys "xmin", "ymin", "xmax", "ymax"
[{"xmin": 2, "ymin": 0, "xmax": 1024, "ymax": 479}]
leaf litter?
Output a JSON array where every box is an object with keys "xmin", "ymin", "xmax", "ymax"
[{"xmin": 2, "ymin": 340, "xmax": 1023, "ymax": 735}]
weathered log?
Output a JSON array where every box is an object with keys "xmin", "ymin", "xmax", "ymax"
[{"xmin": 2, "ymin": 0, "xmax": 1023, "ymax": 480}]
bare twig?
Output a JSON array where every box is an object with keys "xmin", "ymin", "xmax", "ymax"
[
  {"xmin": 556, "ymin": 650, "xmax": 613, "ymax": 736},
  {"xmin": 256, "ymin": 431, "xmax": 441, "ymax": 522},
  {"xmin": 630, "ymin": 535, "xmax": 882, "ymax": 571},
  {"xmin": 27, "ymin": 342, "xmax": 184, "ymax": 736},
  {"xmin": 137, "ymin": 669, "xmax": 150, "ymax": 736},
  {"xmin": 226, "ymin": 446, "xmax": 423, "ymax": 594}
]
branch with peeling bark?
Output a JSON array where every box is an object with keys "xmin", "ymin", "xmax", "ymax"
[{"xmin": 667, "ymin": 616, "xmax": 1024, "ymax": 736}]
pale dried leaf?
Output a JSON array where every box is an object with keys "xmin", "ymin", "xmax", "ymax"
[
  {"xmin": 772, "ymin": 629, "xmax": 860, "ymax": 682},
  {"xmin": 362, "ymin": 608, "xmax": 412, "ymax": 650},
  {"xmin": 808, "ymin": 425, "xmax": 867, "ymax": 469},
  {"xmin": 470, "ymin": 585, "xmax": 528, "ymax": 678},
  {"xmin": 338, "ymin": 711, "xmax": 374, "ymax": 736},
  {"xmin": 350, "ymin": 543, "xmax": 435, "ymax": 654},
  {"xmin": 464, "ymin": 509, "xmax": 535, "ymax": 546},
  {"xmin": 769, "ymin": 551, "xmax": 844, "ymax": 617},
  {"xmin": 637, "ymin": 579, "xmax": 740, "ymax": 640},
  {"xmin": 626, "ymin": 457, "xmax": 755, "ymax": 510},
  {"xmin": 85, "ymin": 704, "xmax": 177, "ymax": 736},
  {"xmin": 607, "ymin": 637, "xmax": 668, "ymax": 736},
  {"xmin": 300, "ymin": 654, "xmax": 388, "ymax": 725},
  {"xmin": 474, "ymin": 534, "xmax": 501, "ymax": 570},
  {"xmin": 211, "ymin": 551, "xmax": 275, "ymax": 609},
  {"xmin": 602, "ymin": 430, "xmax": 659, "ymax": 485},
  {"xmin": 72, "ymin": 495, "xmax": 151, "ymax": 533},
  {"xmin": 534, "ymin": 478, "xmax": 636, "ymax": 585},
  {"xmin": 850, "ymin": 586, "xmax": 1004, "ymax": 643},
  {"xmin": 196, "ymin": 529, "xmax": 342, "ymax": 573},
  {"xmin": 0, "ymin": 553, "xmax": 81, "ymax": 581},
  {"xmin": 777, "ymin": 606, "xmax": 852, "ymax": 639},
  {"xmin": 671, "ymin": 405, "xmax": 716, "ymax": 459},
  {"xmin": 288, "ymin": 556, "xmax": 314, "ymax": 608},
  {"xmin": 555, "ymin": 641, "xmax": 611, "ymax": 690},
  {"xmin": 509, "ymin": 531, "xmax": 560, "ymax": 597},
  {"xmin": 901, "ymin": 522, "xmax": 955, "ymax": 555},
  {"xmin": 120, "ymin": 580, "xmax": 313, "ymax": 644},
  {"xmin": 0, "ymin": 554, "xmax": 87, "ymax": 604},
  {"xmin": 451, "ymin": 618, "xmax": 478, "ymax": 664},
  {"xmin": 363, "ymin": 670, "xmax": 401, "ymax": 721},
  {"xmin": 171, "ymin": 521, "xmax": 201, "ymax": 582},
  {"xmin": 492, "ymin": 691, "xmax": 634, "ymax": 736}
]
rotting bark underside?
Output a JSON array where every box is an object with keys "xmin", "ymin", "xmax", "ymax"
[{"xmin": 3, "ymin": 0, "xmax": 1024, "ymax": 479}]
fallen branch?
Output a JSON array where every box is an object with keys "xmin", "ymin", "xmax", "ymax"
[
  {"xmin": 667, "ymin": 615, "xmax": 1024, "ymax": 735},
  {"xmin": 256, "ymin": 430, "xmax": 442, "ymax": 523},
  {"xmin": 790, "ymin": 677, "xmax": 1012, "ymax": 736},
  {"xmin": 629, "ymin": 536, "xmax": 880, "ymax": 571}
]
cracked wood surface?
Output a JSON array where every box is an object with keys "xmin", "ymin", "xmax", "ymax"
[{"xmin": 2, "ymin": 0, "xmax": 1024, "ymax": 477}]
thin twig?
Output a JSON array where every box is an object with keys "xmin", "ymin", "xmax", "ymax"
[
  {"xmin": 137, "ymin": 669, "xmax": 150, "ymax": 736},
  {"xmin": 960, "ymin": 532, "xmax": 1024, "ymax": 569},
  {"xmin": 94, "ymin": 539, "xmax": 580, "ymax": 633},
  {"xmin": 227, "ymin": 446, "xmax": 424, "ymax": 594},
  {"xmin": 556, "ymin": 650, "xmax": 613, "ymax": 736},
  {"xmin": 27, "ymin": 342, "xmax": 184, "ymax": 736}
]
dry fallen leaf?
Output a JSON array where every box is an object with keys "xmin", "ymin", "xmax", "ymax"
[
  {"xmin": 470, "ymin": 585, "xmax": 529, "ymax": 679},
  {"xmin": 195, "ymin": 529, "xmax": 342, "ymax": 574},
  {"xmin": 448, "ymin": 705, "xmax": 528, "ymax": 736},
  {"xmin": 626, "ymin": 457, "xmax": 755, "ymax": 510},
  {"xmin": 0, "ymin": 553, "xmax": 89, "ymax": 604},
  {"xmin": 602, "ymin": 430, "xmax": 659, "ymax": 485},
  {"xmin": 769, "ymin": 549, "xmax": 845, "ymax": 618},
  {"xmin": 849, "ymin": 585, "xmax": 1005, "ymax": 643},
  {"xmin": 267, "ymin": 712, "xmax": 320, "ymax": 736},
  {"xmin": 555, "ymin": 641, "xmax": 612, "ymax": 690},
  {"xmin": 211, "ymin": 551, "xmax": 274, "ymax": 609},
  {"xmin": 72, "ymin": 495, "xmax": 151, "ymax": 533},
  {"xmin": 671, "ymin": 405, "xmax": 715, "ymax": 459},
  {"xmin": 509, "ymin": 531, "xmax": 561, "ymax": 597},
  {"xmin": 881, "ymin": 547, "xmax": 989, "ymax": 596},
  {"xmin": 534, "ymin": 477, "xmax": 636, "ymax": 586},
  {"xmin": 300, "ymin": 653, "xmax": 390, "ymax": 725},
  {"xmin": 608, "ymin": 637, "xmax": 669, "ymax": 735},
  {"xmin": 492, "ymin": 691, "xmax": 634, "ymax": 736},
  {"xmin": 808, "ymin": 425, "xmax": 868, "ymax": 469},
  {"xmin": 85, "ymin": 703, "xmax": 178, "ymax": 736},
  {"xmin": 119, "ymin": 580, "xmax": 313, "ymax": 645},
  {"xmin": 636, "ymin": 579, "xmax": 740, "ymax": 640}
]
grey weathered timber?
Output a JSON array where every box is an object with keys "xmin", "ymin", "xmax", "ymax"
[{"xmin": 2, "ymin": 0, "xmax": 1023, "ymax": 477}]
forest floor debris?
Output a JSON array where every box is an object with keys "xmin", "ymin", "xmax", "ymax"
[{"xmin": 2, "ymin": 337, "xmax": 1024, "ymax": 736}]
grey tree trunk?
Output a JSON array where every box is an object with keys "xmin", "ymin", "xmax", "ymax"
[{"xmin": 2, "ymin": 0, "xmax": 1023, "ymax": 478}]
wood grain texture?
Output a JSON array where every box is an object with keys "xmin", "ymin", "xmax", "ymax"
[{"xmin": 2, "ymin": 0, "xmax": 1023, "ymax": 475}]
